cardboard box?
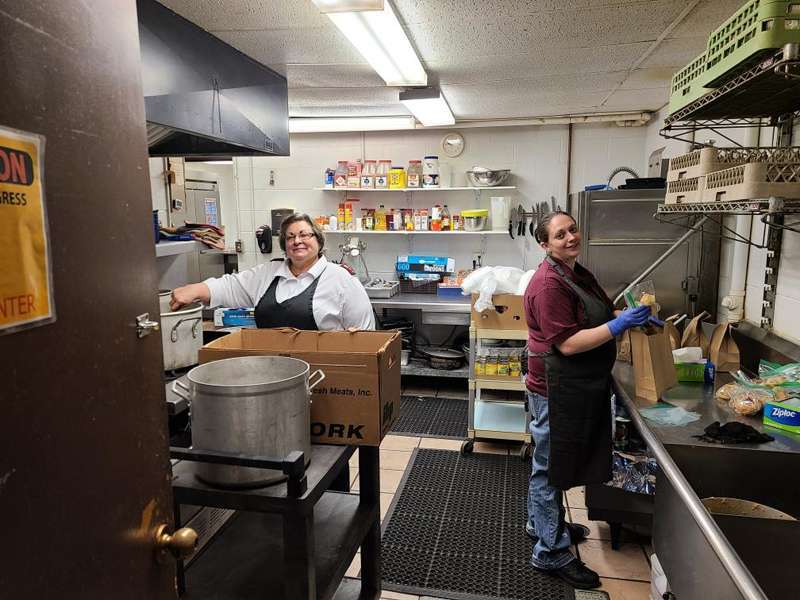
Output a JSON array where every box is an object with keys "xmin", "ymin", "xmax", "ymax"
[
  {"xmin": 199, "ymin": 328, "xmax": 401, "ymax": 446},
  {"xmin": 763, "ymin": 398, "xmax": 800, "ymax": 434},
  {"xmin": 471, "ymin": 294, "xmax": 526, "ymax": 330}
]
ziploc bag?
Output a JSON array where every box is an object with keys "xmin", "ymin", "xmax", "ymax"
[
  {"xmin": 640, "ymin": 403, "xmax": 701, "ymax": 426},
  {"xmin": 624, "ymin": 280, "xmax": 658, "ymax": 315}
]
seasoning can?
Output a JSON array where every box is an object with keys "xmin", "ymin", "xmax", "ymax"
[
  {"xmin": 423, "ymin": 155, "xmax": 440, "ymax": 188},
  {"xmin": 388, "ymin": 167, "xmax": 406, "ymax": 189},
  {"xmin": 407, "ymin": 160, "xmax": 422, "ymax": 188}
]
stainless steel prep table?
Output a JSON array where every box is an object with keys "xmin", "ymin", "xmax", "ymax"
[
  {"xmin": 612, "ymin": 362, "xmax": 800, "ymax": 600},
  {"xmin": 370, "ymin": 292, "xmax": 471, "ymax": 315}
]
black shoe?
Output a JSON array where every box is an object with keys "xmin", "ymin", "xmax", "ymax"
[
  {"xmin": 527, "ymin": 522, "xmax": 590, "ymax": 544},
  {"xmin": 535, "ymin": 559, "xmax": 601, "ymax": 590}
]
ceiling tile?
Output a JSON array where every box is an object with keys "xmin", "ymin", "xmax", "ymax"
[{"xmin": 158, "ymin": 0, "xmax": 326, "ymax": 31}]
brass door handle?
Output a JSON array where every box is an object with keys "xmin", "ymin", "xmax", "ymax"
[{"xmin": 154, "ymin": 524, "xmax": 198, "ymax": 563}]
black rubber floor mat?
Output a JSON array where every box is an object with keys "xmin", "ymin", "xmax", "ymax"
[
  {"xmin": 390, "ymin": 396, "xmax": 467, "ymax": 439},
  {"xmin": 381, "ymin": 448, "xmax": 581, "ymax": 600}
]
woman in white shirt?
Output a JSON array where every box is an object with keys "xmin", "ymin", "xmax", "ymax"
[{"xmin": 170, "ymin": 213, "xmax": 375, "ymax": 331}]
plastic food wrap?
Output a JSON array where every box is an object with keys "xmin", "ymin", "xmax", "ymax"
[
  {"xmin": 729, "ymin": 385, "xmax": 773, "ymax": 416},
  {"xmin": 608, "ymin": 451, "xmax": 657, "ymax": 495},
  {"xmin": 715, "ymin": 382, "xmax": 741, "ymax": 402},
  {"xmin": 624, "ymin": 280, "xmax": 659, "ymax": 315}
]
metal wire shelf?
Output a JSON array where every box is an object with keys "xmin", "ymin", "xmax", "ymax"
[
  {"xmin": 657, "ymin": 198, "xmax": 800, "ymax": 215},
  {"xmin": 664, "ymin": 44, "xmax": 800, "ymax": 126}
]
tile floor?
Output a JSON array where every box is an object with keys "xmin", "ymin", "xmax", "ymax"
[{"xmin": 345, "ymin": 431, "xmax": 653, "ymax": 600}]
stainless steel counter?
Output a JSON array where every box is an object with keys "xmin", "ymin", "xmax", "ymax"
[
  {"xmin": 369, "ymin": 293, "xmax": 471, "ymax": 314},
  {"xmin": 612, "ymin": 362, "xmax": 800, "ymax": 600},
  {"xmin": 614, "ymin": 362, "xmax": 800, "ymax": 454}
]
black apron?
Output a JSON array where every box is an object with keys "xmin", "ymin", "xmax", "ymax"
[
  {"xmin": 536, "ymin": 256, "xmax": 617, "ymax": 490},
  {"xmin": 254, "ymin": 264, "xmax": 326, "ymax": 330}
]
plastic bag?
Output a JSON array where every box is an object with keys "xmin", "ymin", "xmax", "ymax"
[
  {"xmin": 640, "ymin": 404, "xmax": 701, "ymax": 427},
  {"xmin": 756, "ymin": 360, "xmax": 800, "ymax": 399},
  {"xmin": 516, "ymin": 269, "xmax": 536, "ymax": 295},
  {"xmin": 624, "ymin": 279, "xmax": 659, "ymax": 315},
  {"xmin": 729, "ymin": 387, "xmax": 769, "ymax": 416},
  {"xmin": 609, "ymin": 451, "xmax": 657, "ymax": 495},
  {"xmin": 462, "ymin": 266, "xmax": 526, "ymax": 313}
]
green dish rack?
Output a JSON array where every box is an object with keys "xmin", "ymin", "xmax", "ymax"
[{"xmin": 669, "ymin": 0, "xmax": 800, "ymax": 116}]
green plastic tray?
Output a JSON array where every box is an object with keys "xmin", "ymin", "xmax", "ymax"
[{"xmin": 669, "ymin": 0, "xmax": 800, "ymax": 116}]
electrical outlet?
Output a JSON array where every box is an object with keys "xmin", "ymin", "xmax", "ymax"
[
  {"xmin": 269, "ymin": 170, "xmax": 275, "ymax": 186},
  {"xmin": 235, "ymin": 239, "xmax": 243, "ymax": 253}
]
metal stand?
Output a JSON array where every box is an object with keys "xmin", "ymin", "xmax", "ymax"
[{"xmin": 170, "ymin": 445, "xmax": 380, "ymax": 600}]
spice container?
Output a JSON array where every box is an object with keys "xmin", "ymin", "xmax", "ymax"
[
  {"xmin": 347, "ymin": 160, "xmax": 361, "ymax": 188},
  {"xmin": 375, "ymin": 160, "xmax": 390, "ymax": 189},
  {"xmin": 441, "ymin": 205, "xmax": 451, "ymax": 231},
  {"xmin": 402, "ymin": 208, "xmax": 414, "ymax": 231},
  {"xmin": 361, "ymin": 160, "xmax": 376, "ymax": 188},
  {"xmin": 388, "ymin": 166, "xmax": 406, "ymax": 189},
  {"xmin": 334, "ymin": 161, "xmax": 348, "ymax": 188},
  {"xmin": 407, "ymin": 160, "xmax": 422, "ymax": 188},
  {"xmin": 423, "ymin": 155, "xmax": 440, "ymax": 188}
]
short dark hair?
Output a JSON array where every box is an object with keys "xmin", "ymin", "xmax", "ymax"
[
  {"xmin": 534, "ymin": 210, "xmax": 576, "ymax": 244},
  {"xmin": 278, "ymin": 213, "xmax": 325, "ymax": 257}
]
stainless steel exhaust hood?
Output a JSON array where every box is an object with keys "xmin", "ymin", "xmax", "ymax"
[{"xmin": 137, "ymin": 0, "xmax": 290, "ymax": 157}]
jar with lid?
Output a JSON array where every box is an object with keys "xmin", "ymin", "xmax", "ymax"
[
  {"xmin": 451, "ymin": 214, "xmax": 462, "ymax": 231},
  {"xmin": 485, "ymin": 350, "xmax": 499, "ymax": 376},
  {"xmin": 407, "ymin": 160, "xmax": 422, "ymax": 188},
  {"xmin": 388, "ymin": 166, "xmax": 406, "ymax": 189},
  {"xmin": 422, "ymin": 155, "xmax": 440, "ymax": 188},
  {"xmin": 497, "ymin": 349, "xmax": 510, "ymax": 376},
  {"xmin": 441, "ymin": 205, "xmax": 451, "ymax": 231},
  {"xmin": 509, "ymin": 349, "xmax": 522, "ymax": 378},
  {"xmin": 474, "ymin": 351, "xmax": 486, "ymax": 376}
]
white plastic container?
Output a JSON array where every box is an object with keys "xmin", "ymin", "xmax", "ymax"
[
  {"xmin": 490, "ymin": 196, "xmax": 510, "ymax": 231},
  {"xmin": 423, "ymin": 155, "xmax": 440, "ymax": 188}
]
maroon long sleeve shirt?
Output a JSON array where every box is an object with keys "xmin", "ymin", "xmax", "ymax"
[{"xmin": 523, "ymin": 257, "xmax": 614, "ymax": 396}]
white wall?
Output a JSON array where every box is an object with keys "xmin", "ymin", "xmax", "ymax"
[{"xmin": 232, "ymin": 123, "xmax": 648, "ymax": 276}]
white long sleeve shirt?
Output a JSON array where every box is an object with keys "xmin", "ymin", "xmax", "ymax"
[{"xmin": 204, "ymin": 256, "xmax": 375, "ymax": 330}]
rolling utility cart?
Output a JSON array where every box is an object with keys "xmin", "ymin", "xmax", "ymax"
[{"xmin": 461, "ymin": 294, "xmax": 532, "ymax": 460}]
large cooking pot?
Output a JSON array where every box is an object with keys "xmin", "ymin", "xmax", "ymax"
[
  {"xmin": 172, "ymin": 356, "xmax": 325, "ymax": 488},
  {"xmin": 160, "ymin": 302, "xmax": 203, "ymax": 371},
  {"xmin": 158, "ymin": 289, "xmax": 172, "ymax": 314}
]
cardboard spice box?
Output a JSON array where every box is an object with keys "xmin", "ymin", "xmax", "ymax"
[{"xmin": 199, "ymin": 328, "xmax": 401, "ymax": 446}]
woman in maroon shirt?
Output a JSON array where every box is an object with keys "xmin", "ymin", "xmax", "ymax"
[{"xmin": 523, "ymin": 211, "xmax": 650, "ymax": 589}]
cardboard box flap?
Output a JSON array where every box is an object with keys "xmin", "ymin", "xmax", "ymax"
[{"xmin": 209, "ymin": 328, "xmax": 397, "ymax": 354}]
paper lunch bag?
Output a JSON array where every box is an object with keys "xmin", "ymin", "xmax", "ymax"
[
  {"xmin": 709, "ymin": 323, "xmax": 740, "ymax": 372},
  {"xmin": 631, "ymin": 327, "xmax": 678, "ymax": 402},
  {"xmin": 680, "ymin": 311, "xmax": 710, "ymax": 358}
]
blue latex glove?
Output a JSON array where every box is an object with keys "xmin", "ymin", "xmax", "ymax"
[
  {"xmin": 607, "ymin": 305, "xmax": 651, "ymax": 337},
  {"xmin": 649, "ymin": 316, "xmax": 665, "ymax": 327}
]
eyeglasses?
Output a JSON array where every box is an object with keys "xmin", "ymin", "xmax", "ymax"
[{"xmin": 286, "ymin": 231, "xmax": 316, "ymax": 242}]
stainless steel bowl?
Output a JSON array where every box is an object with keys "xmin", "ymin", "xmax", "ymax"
[
  {"xmin": 463, "ymin": 215, "xmax": 487, "ymax": 231},
  {"xmin": 466, "ymin": 168, "xmax": 511, "ymax": 187}
]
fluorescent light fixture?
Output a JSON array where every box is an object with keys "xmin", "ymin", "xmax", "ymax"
[
  {"xmin": 289, "ymin": 116, "xmax": 415, "ymax": 133},
  {"xmin": 202, "ymin": 159, "xmax": 233, "ymax": 164},
  {"xmin": 314, "ymin": 0, "xmax": 427, "ymax": 87},
  {"xmin": 312, "ymin": 0, "xmax": 384, "ymax": 12},
  {"xmin": 399, "ymin": 87, "xmax": 455, "ymax": 127}
]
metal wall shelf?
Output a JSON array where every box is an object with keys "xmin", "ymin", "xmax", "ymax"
[
  {"xmin": 664, "ymin": 44, "xmax": 800, "ymax": 127},
  {"xmin": 657, "ymin": 198, "xmax": 800, "ymax": 215}
]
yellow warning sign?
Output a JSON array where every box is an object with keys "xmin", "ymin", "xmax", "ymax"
[{"xmin": 0, "ymin": 125, "xmax": 54, "ymax": 334}]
